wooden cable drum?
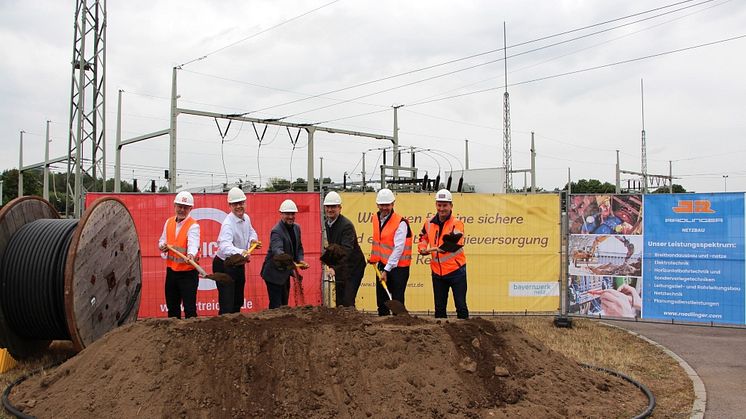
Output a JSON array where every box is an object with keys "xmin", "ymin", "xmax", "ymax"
[{"xmin": 0, "ymin": 196, "xmax": 142, "ymax": 359}]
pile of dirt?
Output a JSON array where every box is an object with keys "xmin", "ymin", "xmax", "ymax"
[{"xmin": 10, "ymin": 307, "xmax": 648, "ymax": 418}]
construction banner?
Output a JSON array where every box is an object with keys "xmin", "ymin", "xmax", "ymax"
[
  {"xmin": 566, "ymin": 194, "xmax": 644, "ymax": 319},
  {"xmin": 340, "ymin": 192, "xmax": 561, "ymax": 313},
  {"xmin": 642, "ymin": 193, "xmax": 745, "ymax": 324},
  {"xmin": 86, "ymin": 192, "xmax": 322, "ymax": 318},
  {"xmin": 568, "ymin": 193, "xmax": 746, "ymax": 325}
]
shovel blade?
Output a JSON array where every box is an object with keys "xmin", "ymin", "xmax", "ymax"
[
  {"xmin": 385, "ymin": 299, "xmax": 409, "ymax": 316},
  {"xmin": 206, "ymin": 273, "xmax": 234, "ymax": 285}
]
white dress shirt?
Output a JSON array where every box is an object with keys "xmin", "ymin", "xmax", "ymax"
[
  {"xmin": 216, "ymin": 212, "xmax": 259, "ymax": 260},
  {"xmin": 384, "ymin": 218, "xmax": 408, "ymax": 273},
  {"xmin": 158, "ymin": 216, "xmax": 200, "ymax": 256}
]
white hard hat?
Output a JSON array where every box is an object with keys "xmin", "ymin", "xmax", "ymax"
[
  {"xmin": 279, "ymin": 199, "xmax": 298, "ymax": 213},
  {"xmin": 173, "ymin": 191, "xmax": 194, "ymax": 206},
  {"xmin": 323, "ymin": 191, "xmax": 342, "ymax": 206},
  {"xmin": 435, "ymin": 189, "xmax": 453, "ymax": 202},
  {"xmin": 376, "ymin": 188, "xmax": 395, "ymax": 204},
  {"xmin": 227, "ymin": 187, "xmax": 247, "ymax": 203}
]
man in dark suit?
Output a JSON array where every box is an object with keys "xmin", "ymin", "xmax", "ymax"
[
  {"xmin": 260, "ymin": 199, "xmax": 307, "ymax": 309},
  {"xmin": 320, "ymin": 191, "xmax": 366, "ymax": 307}
]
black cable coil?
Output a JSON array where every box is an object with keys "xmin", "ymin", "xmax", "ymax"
[{"xmin": 0, "ymin": 219, "xmax": 79, "ymax": 340}]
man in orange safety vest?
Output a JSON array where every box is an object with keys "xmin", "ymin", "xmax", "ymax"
[
  {"xmin": 158, "ymin": 191, "xmax": 201, "ymax": 318},
  {"xmin": 418, "ymin": 189, "xmax": 468, "ymax": 319},
  {"xmin": 369, "ymin": 188, "xmax": 413, "ymax": 316}
]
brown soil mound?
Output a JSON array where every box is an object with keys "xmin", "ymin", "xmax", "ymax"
[{"xmin": 10, "ymin": 307, "xmax": 648, "ymax": 418}]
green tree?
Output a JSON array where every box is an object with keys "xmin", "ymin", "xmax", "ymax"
[
  {"xmin": 292, "ymin": 178, "xmax": 307, "ymax": 191},
  {"xmin": 1, "ymin": 168, "xmax": 43, "ymax": 204},
  {"xmin": 653, "ymin": 184, "xmax": 687, "ymax": 193},
  {"xmin": 265, "ymin": 177, "xmax": 332, "ymax": 191},
  {"xmin": 558, "ymin": 179, "xmax": 617, "ymax": 193},
  {"xmin": 266, "ymin": 177, "xmax": 292, "ymax": 191}
]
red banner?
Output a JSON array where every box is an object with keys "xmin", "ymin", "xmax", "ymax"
[{"xmin": 86, "ymin": 192, "xmax": 322, "ymax": 318}]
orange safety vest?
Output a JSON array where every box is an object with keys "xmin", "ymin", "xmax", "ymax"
[
  {"xmin": 166, "ymin": 216, "xmax": 198, "ymax": 271},
  {"xmin": 370, "ymin": 212, "xmax": 412, "ymax": 267},
  {"xmin": 418, "ymin": 215, "xmax": 466, "ymax": 276}
]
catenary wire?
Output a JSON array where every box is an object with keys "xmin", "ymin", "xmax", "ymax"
[
  {"xmin": 178, "ymin": 0, "xmax": 342, "ymax": 67},
  {"xmin": 234, "ymin": 0, "xmax": 710, "ymax": 117}
]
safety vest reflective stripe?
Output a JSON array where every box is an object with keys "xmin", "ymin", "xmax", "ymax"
[
  {"xmin": 370, "ymin": 212, "xmax": 412, "ymax": 267},
  {"xmin": 434, "ymin": 247, "xmax": 464, "ymax": 263},
  {"xmin": 166, "ymin": 216, "xmax": 197, "ymax": 272},
  {"xmin": 165, "ymin": 244, "xmax": 188, "ymax": 263},
  {"xmin": 419, "ymin": 216, "xmax": 467, "ymax": 276}
]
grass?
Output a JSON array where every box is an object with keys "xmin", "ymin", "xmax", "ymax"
[
  {"xmin": 506, "ymin": 316, "xmax": 694, "ymax": 418},
  {"xmin": 0, "ymin": 342, "xmax": 75, "ymax": 419}
]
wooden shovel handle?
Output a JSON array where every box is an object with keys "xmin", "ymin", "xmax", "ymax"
[
  {"xmin": 165, "ymin": 244, "xmax": 208, "ymax": 277},
  {"xmin": 372, "ymin": 264, "xmax": 383, "ymax": 279},
  {"xmin": 371, "ymin": 264, "xmax": 393, "ymax": 298},
  {"xmin": 242, "ymin": 241, "xmax": 259, "ymax": 257}
]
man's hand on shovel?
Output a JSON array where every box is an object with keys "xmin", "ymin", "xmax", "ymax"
[
  {"xmin": 419, "ymin": 246, "xmax": 441, "ymax": 255},
  {"xmin": 225, "ymin": 241, "xmax": 260, "ymax": 268},
  {"xmin": 371, "ymin": 264, "xmax": 409, "ymax": 316}
]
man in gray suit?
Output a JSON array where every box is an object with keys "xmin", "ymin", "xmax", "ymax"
[{"xmin": 261, "ymin": 199, "xmax": 307, "ymax": 309}]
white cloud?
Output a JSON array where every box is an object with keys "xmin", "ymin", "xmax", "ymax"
[{"xmin": 2, "ymin": 0, "xmax": 745, "ymax": 193}]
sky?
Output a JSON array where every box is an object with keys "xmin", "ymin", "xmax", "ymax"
[{"xmin": 1, "ymin": 0, "xmax": 745, "ymax": 193}]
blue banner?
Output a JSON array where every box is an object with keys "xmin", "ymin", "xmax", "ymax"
[{"xmin": 643, "ymin": 193, "xmax": 745, "ymax": 324}]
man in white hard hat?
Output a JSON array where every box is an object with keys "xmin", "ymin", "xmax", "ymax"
[
  {"xmin": 320, "ymin": 191, "xmax": 366, "ymax": 307},
  {"xmin": 158, "ymin": 191, "xmax": 200, "ymax": 318},
  {"xmin": 369, "ymin": 188, "xmax": 413, "ymax": 315},
  {"xmin": 260, "ymin": 199, "xmax": 308, "ymax": 309},
  {"xmin": 213, "ymin": 187, "xmax": 261, "ymax": 314},
  {"xmin": 417, "ymin": 189, "xmax": 468, "ymax": 319}
]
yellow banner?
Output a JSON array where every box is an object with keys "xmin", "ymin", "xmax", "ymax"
[{"xmin": 339, "ymin": 192, "xmax": 561, "ymax": 313}]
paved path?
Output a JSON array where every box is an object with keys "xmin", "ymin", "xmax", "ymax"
[{"xmin": 605, "ymin": 320, "xmax": 746, "ymax": 419}]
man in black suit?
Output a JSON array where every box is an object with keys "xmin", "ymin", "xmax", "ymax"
[
  {"xmin": 260, "ymin": 199, "xmax": 307, "ymax": 309},
  {"xmin": 320, "ymin": 191, "xmax": 366, "ymax": 307}
]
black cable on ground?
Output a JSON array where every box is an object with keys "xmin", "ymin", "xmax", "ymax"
[
  {"xmin": 582, "ymin": 363, "xmax": 656, "ymax": 418},
  {"xmin": 0, "ymin": 219, "xmax": 78, "ymax": 340},
  {"xmin": 2, "ymin": 360, "xmax": 66, "ymax": 419}
]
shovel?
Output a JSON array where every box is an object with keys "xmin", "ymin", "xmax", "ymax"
[
  {"xmin": 165, "ymin": 245, "xmax": 233, "ymax": 285},
  {"xmin": 224, "ymin": 241, "xmax": 260, "ymax": 268},
  {"xmin": 371, "ymin": 264, "xmax": 409, "ymax": 316}
]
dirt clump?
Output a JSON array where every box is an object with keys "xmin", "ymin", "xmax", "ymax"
[{"xmin": 9, "ymin": 307, "xmax": 648, "ymax": 418}]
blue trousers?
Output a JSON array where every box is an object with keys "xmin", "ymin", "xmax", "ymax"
[
  {"xmin": 265, "ymin": 280, "xmax": 290, "ymax": 309},
  {"xmin": 376, "ymin": 263, "xmax": 409, "ymax": 316},
  {"xmin": 432, "ymin": 266, "xmax": 468, "ymax": 319}
]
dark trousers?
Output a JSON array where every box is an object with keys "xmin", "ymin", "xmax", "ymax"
[
  {"xmin": 432, "ymin": 266, "xmax": 469, "ymax": 319},
  {"xmin": 165, "ymin": 268, "xmax": 199, "ymax": 319},
  {"xmin": 266, "ymin": 281, "xmax": 290, "ymax": 309},
  {"xmin": 334, "ymin": 263, "xmax": 365, "ymax": 307},
  {"xmin": 376, "ymin": 263, "xmax": 409, "ymax": 316},
  {"xmin": 213, "ymin": 257, "xmax": 246, "ymax": 314}
]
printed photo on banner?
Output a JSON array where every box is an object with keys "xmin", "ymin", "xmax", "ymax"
[
  {"xmin": 569, "ymin": 234, "xmax": 642, "ymax": 277},
  {"xmin": 567, "ymin": 275, "xmax": 642, "ymax": 318},
  {"xmin": 568, "ymin": 194, "xmax": 642, "ymax": 235}
]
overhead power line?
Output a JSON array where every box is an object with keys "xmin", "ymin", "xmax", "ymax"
[
  {"xmin": 178, "ymin": 0, "xmax": 341, "ymax": 67},
  {"xmin": 407, "ymin": 34, "xmax": 746, "ymax": 107},
  {"xmin": 315, "ymin": 32, "xmax": 744, "ymax": 124},
  {"xmin": 234, "ymin": 0, "xmax": 712, "ymax": 117}
]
